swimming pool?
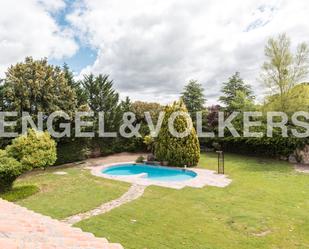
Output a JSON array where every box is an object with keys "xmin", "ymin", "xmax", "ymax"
[{"xmin": 102, "ymin": 163, "xmax": 197, "ymax": 182}]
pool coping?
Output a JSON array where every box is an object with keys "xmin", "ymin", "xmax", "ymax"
[{"xmin": 91, "ymin": 162, "xmax": 232, "ymax": 189}]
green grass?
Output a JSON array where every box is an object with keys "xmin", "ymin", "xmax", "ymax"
[
  {"xmin": 1, "ymin": 166, "xmax": 129, "ymax": 219},
  {"xmin": 75, "ymin": 153, "xmax": 309, "ymax": 249},
  {"xmin": 0, "ymin": 185, "xmax": 39, "ymax": 201},
  {"xmin": 1, "ymin": 153, "xmax": 308, "ymax": 248}
]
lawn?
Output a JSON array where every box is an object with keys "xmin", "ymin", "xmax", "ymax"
[
  {"xmin": 76, "ymin": 153, "xmax": 309, "ymax": 249},
  {"xmin": 1, "ymin": 153, "xmax": 309, "ymax": 249},
  {"xmin": 1, "ymin": 166, "xmax": 129, "ymax": 219}
]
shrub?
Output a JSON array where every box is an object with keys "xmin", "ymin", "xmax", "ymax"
[
  {"xmin": 6, "ymin": 129, "xmax": 57, "ymax": 170},
  {"xmin": 143, "ymin": 135, "xmax": 155, "ymax": 152},
  {"xmin": 155, "ymin": 100, "xmax": 200, "ymax": 167},
  {"xmin": 136, "ymin": 155, "xmax": 145, "ymax": 163},
  {"xmin": 0, "ymin": 150, "xmax": 24, "ymax": 192}
]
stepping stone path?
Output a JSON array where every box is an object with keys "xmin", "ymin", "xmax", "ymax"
[
  {"xmin": 0, "ymin": 198, "xmax": 123, "ymax": 249},
  {"xmin": 63, "ymin": 184, "xmax": 146, "ymax": 224}
]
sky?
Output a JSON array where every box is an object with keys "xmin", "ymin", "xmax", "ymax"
[{"xmin": 0, "ymin": 0, "xmax": 309, "ymax": 104}]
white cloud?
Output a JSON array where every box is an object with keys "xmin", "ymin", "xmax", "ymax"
[
  {"xmin": 38, "ymin": 0, "xmax": 66, "ymax": 13},
  {"xmin": 0, "ymin": 0, "xmax": 78, "ymax": 77},
  {"xmin": 68, "ymin": 0, "xmax": 309, "ymax": 104},
  {"xmin": 1, "ymin": 0, "xmax": 308, "ymax": 104}
]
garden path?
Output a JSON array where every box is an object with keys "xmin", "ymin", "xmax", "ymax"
[{"xmin": 62, "ymin": 184, "xmax": 146, "ymax": 225}]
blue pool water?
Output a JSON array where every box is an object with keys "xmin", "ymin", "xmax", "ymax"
[{"xmin": 102, "ymin": 164, "xmax": 197, "ymax": 181}]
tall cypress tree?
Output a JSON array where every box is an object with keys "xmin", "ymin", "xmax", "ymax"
[{"xmin": 155, "ymin": 99, "xmax": 200, "ymax": 167}]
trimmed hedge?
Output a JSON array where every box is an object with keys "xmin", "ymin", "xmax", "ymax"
[
  {"xmin": 56, "ymin": 138, "xmax": 90, "ymax": 165},
  {"xmin": 201, "ymin": 136, "xmax": 307, "ymax": 157}
]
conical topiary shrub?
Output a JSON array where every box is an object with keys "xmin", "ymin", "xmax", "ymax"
[{"xmin": 155, "ymin": 100, "xmax": 200, "ymax": 167}]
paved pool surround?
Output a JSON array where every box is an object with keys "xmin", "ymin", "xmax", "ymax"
[{"xmin": 91, "ymin": 162, "xmax": 232, "ymax": 189}]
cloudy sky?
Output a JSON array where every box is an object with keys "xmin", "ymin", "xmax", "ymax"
[{"xmin": 0, "ymin": 0, "xmax": 308, "ymax": 104}]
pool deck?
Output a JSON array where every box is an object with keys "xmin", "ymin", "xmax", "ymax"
[{"xmin": 91, "ymin": 162, "xmax": 232, "ymax": 189}]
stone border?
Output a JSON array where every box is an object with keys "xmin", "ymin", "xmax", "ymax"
[{"xmin": 91, "ymin": 162, "xmax": 232, "ymax": 189}]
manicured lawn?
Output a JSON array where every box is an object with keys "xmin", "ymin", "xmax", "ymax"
[
  {"xmin": 1, "ymin": 153, "xmax": 308, "ymax": 248},
  {"xmin": 1, "ymin": 166, "xmax": 129, "ymax": 219},
  {"xmin": 75, "ymin": 153, "xmax": 309, "ymax": 249}
]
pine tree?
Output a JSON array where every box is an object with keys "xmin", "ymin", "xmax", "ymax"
[
  {"xmin": 81, "ymin": 73, "xmax": 121, "ymax": 133},
  {"xmin": 219, "ymin": 72, "xmax": 253, "ymax": 112},
  {"xmin": 181, "ymin": 80, "xmax": 206, "ymax": 118},
  {"xmin": 155, "ymin": 100, "xmax": 200, "ymax": 167}
]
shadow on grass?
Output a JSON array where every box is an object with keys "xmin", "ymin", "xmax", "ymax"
[{"xmin": 0, "ymin": 185, "xmax": 39, "ymax": 202}]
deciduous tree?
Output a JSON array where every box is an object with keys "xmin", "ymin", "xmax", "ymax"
[
  {"xmin": 261, "ymin": 33, "xmax": 309, "ymax": 111},
  {"xmin": 3, "ymin": 57, "xmax": 76, "ymax": 117}
]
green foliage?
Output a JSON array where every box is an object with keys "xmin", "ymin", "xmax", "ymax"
[
  {"xmin": 15, "ymin": 167, "xmax": 129, "ymax": 219},
  {"xmin": 230, "ymin": 90, "xmax": 256, "ymax": 112},
  {"xmin": 155, "ymin": 100, "xmax": 200, "ymax": 167},
  {"xmin": 82, "ymin": 74, "xmax": 119, "ymax": 113},
  {"xmin": 56, "ymin": 138, "xmax": 90, "ymax": 165},
  {"xmin": 76, "ymin": 153, "xmax": 309, "ymax": 249},
  {"xmin": 2, "ymin": 57, "xmax": 76, "ymax": 117},
  {"xmin": 0, "ymin": 80, "xmax": 4, "ymax": 111},
  {"xmin": 131, "ymin": 101, "xmax": 162, "ymax": 123},
  {"xmin": 120, "ymin": 97, "xmax": 132, "ymax": 113},
  {"xmin": 135, "ymin": 155, "xmax": 145, "ymax": 163},
  {"xmin": 219, "ymin": 72, "xmax": 253, "ymax": 111},
  {"xmin": 79, "ymin": 73, "xmax": 128, "ymax": 155},
  {"xmin": 143, "ymin": 135, "xmax": 155, "ymax": 152},
  {"xmin": 0, "ymin": 149, "xmax": 24, "ymax": 192},
  {"xmin": 203, "ymin": 135, "xmax": 307, "ymax": 157},
  {"xmin": 81, "ymin": 73, "xmax": 122, "ymax": 134},
  {"xmin": 227, "ymin": 90, "xmax": 257, "ymax": 132},
  {"xmin": 263, "ymin": 83, "xmax": 309, "ymax": 114},
  {"xmin": 7, "ymin": 129, "xmax": 57, "ymax": 170},
  {"xmin": 181, "ymin": 80, "xmax": 206, "ymax": 121},
  {"xmin": 0, "ymin": 185, "xmax": 39, "ymax": 201},
  {"xmin": 131, "ymin": 101, "xmax": 163, "ymax": 139},
  {"xmin": 62, "ymin": 63, "xmax": 87, "ymax": 107},
  {"xmin": 261, "ymin": 33, "xmax": 309, "ymax": 111}
]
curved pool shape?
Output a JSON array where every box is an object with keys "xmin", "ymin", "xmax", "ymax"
[{"xmin": 102, "ymin": 164, "xmax": 197, "ymax": 182}]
